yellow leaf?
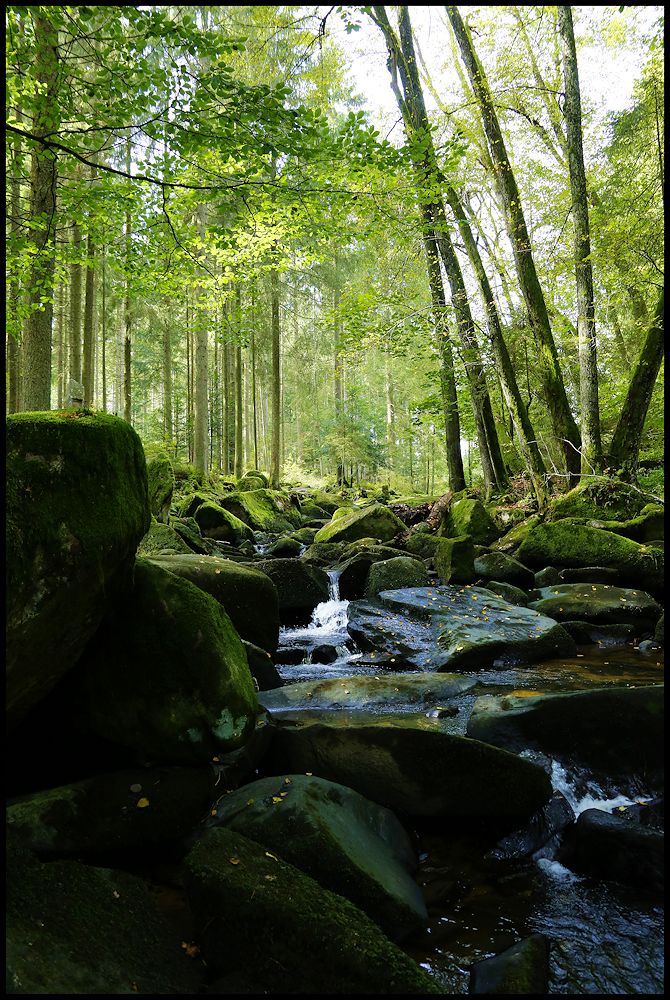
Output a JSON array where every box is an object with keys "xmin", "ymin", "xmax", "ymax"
[
  {"xmin": 229, "ymin": 856, "xmax": 241, "ymax": 865},
  {"xmin": 272, "ymin": 796, "xmax": 282, "ymax": 803},
  {"xmin": 136, "ymin": 797, "xmax": 150, "ymax": 809},
  {"xmin": 265, "ymin": 851, "xmax": 280, "ymax": 861},
  {"xmin": 283, "ymin": 777, "xmax": 292, "ymax": 785},
  {"xmin": 210, "ymin": 809, "xmax": 217, "ymax": 816},
  {"xmin": 181, "ymin": 942, "xmax": 200, "ymax": 958},
  {"xmin": 246, "ymin": 798, "xmax": 255, "ymax": 806},
  {"xmin": 265, "ymin": 874, "xmax": 277, "ymax": 881}
]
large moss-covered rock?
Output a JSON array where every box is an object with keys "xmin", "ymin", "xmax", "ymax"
[
  {"xmin": 217, "ymin": 488, "xmax": 301, "ymax": 533},
  {"xmin": 177, "ymin": 490, "xmax": 216, "ymax": 519},
  {"xmin": 147, "ymin": 553, "xmax": 280, "ymax": 654},
  {"xmin": 268, "ymin": 723, "xmax": 552, "ymax": 828},
  {"xmin": 586, "ymin": 504, "xmax": 665, "ymax": 544},
  {"xmin": 193, "ymin": 500, "xmax": 254, "ymax": 545},
  {"xmin": 6, "ymin": 411, "xmax": 150, "ymax": 731},
  {"xmin": 433, "ymin": 535, "xmax": 476, "ymax": 584},
  {"xmin": 69, "ymin": 558, "xmax": 258, "ymax": 764},
  {"xmin": 301, "ymin": 540, "xmax": 350, "ymax": 566},
  {"xmin": 546, "ymin": 476, "xmax": 659, "ymax": 523},
  {"xmin": 347, "ymin": 586, "xmax": 575, "ymax": 671},
  {"xmin": 365, "ymin": 556, "xmax": 430, "ymax": 597},
  {"xmin": 237, "ymin": 471, "xmax": 268, "ymax": 492},
  {"xmin": 251, "ymin": 558, "xmax": 329, "ymax": 624},
  {"xmin": 7, "ymin": 838, "xmax": 201, "ymax": 994},
  {"xmin": 314, "ymin": 503, "xmax": 406, "ymax": 544},
  {"xmin": 184, "ymin": 828, "xmax": 441, "ymax": 994},
  {"xmin": 474, "ymin": 550, "xmax": 535, "ymax": 590},
  {"xmin": 143, "ymin": 444, "xmax": 174, "ymax": 523},
  {"xmin": 439, "ymin": 497, "xmax": 500, "ymax": 545},
  {"xmin": 137, "ymin": 519, "xmax": 192, "ymax": 555},
  {"xmin": 528, "ymin": 583, "xmax": 662, "ymax": 630},
  {"xmin": 466, "ymin": 685, "xmax": 664, "ymax": 779},
  {"xmin": 516, "ymin": 520, "xmax": 664, "ymax": 591},
  {"xmin": 6, "ymin": 765, "xmax": 216, "ymax": 856},
  {"xmin": 491, "ymin": 514, "xmax": 543, "ymax": 554},
  {"xmin": 208, "ymin": 774, "xmax": 428, "ymax": 941}
]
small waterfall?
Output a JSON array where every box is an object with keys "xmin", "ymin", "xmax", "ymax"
[
  {"xmin": 548, "ymin": 759, "xmax": 651, "ymax": 817},
  {"xmin": 327, "ymin": 568, "xmax": 341, "ymax": 601}
]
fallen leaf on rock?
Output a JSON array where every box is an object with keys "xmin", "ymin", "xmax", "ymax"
[
  {"xmin": 181, "ymin": 942, "xmax": 200, "ymax": 958},
  {"xmin": 136, "ymin": 797, "xmax": 150, "ymax": 809},
  {"xmin": 229, "ymin": 857, "xmax": 241, "ymax": 865}
]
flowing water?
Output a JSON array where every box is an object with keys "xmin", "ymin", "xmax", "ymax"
[{"xmin": 272, "ymin": 576, "xmax": 664, "ymax": 994}]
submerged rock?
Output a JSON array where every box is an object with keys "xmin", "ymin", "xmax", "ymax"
[
  {"xmin": 558, "ymin": 808, "xmax": 664, "ymax": 893},
  {"xmin": 184, "ymin": 827, "xmax": 441, "ymax": 994},
  {"xmin": 469, "ymin": 933, "xmax": 550, "ymax": 995},
  {"xmin": 207, "ymin": 773, "xmax": 428, "ymax": 941},
  {"xmin": 258, "ymin": 672, "xmax": 476, "ymax": 713},
  {"xmin": 6, "ymin": 410, "xmax": 150, "ymax": 731},
  {"xmin": 268, "ymin": 722, "xmax": 552, "ymax": 828},
  {"xmin": 347, "ymin": 586, "xmax": 575, "ymax": 671}
]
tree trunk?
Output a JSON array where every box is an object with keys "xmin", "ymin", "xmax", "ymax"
[
  {"xmin": 22, "ymin": 12, "xmax": 59, "ymax": 412},
  {"xmin": 235, "ymin": 338, "xmax": 244, "ymax": 479},
  {"xmin": 82, "ymin": 227, "xmax": 95, "ymax": 407},
  {"xmin": 163, "ymin": 321, "xmax": 173, "ymax": 444},
  {"xmin": 446, "ymin": 5, "xmax": 582, "ymax": 482},
  {"xmin": 558, "ymin": 4, "xmax": 602, "ymax": 474},
  {"xmin": 333, "ymin": 255, "xmax": 346, "ymax": 485},
  {"xmin": 270, "ymin": 266, "xmax": 281, "ymax": 487},
  {"xmin": 123, "ymin": 143, "xmax": 132, "ymax": 423},
  {"xmin": 100, "ymin": 244, "xmax": 107, "ymax": 411},
  {"xmin": 69, "ymin": 218, "xmax": 83, "ymax": 389},
  {"xmin": 608, "ymin": 288, "xmax": 664, "ymax": 479},
  {"xmin": 8, "ymin": 120, "xmax": 22, "ymax": 413},
  {"xmin": 193, "ymin": 204, "xmax": 209, "ymax": 475}
]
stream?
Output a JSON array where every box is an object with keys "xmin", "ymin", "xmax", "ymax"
[{"xmin": 274, "ymin": 570, "xmax": 664, "ymax": 995}]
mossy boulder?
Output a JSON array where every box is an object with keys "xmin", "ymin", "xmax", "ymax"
[
  {"xmin": 289, "ymin": 526, "xmax": 318, "ymax": 546},
  {"xmin": 491, "ymin": 514, "xmax": 543, "ymax": 554},
  {"xmin": 171, "ymin": 516, "xmax": 209, "ymax": 554},
  {"xmin": 147, "ymin": 553, "xmax": 279, "ymax": 654},
  {"xmin": 439, "ymin": 497, "xmax": 500, "ymax": 545},
  {"xmin": 365, "ymin": 556, "xmax": 430, "ymax": 598},
  {"xmin": 546, "ymin": 476, "xmax": 658, "ymax": 523},
  {"xmin": 6, "ymin": 765, "xmax": 217, "ymax": 857},
  {"xmin": 7, "ymin": 838, "xmax": 201, "ymax": 994},
  {"xmin": 269, "ymin": 723, "xmax": 552, "ymax": 829},
  {"xmin": 469, "ymin": 934, "xmax": 550, "ymax": 995},
  {"xmin": 252, "ymin": 558, "xmax": 330, "ymax": 624},
  {"xmin": 207, "ymin": 773, "xmax": 428, "ymax": 941},
  {"xmin": 143, "ymin": 444, "xmax": 174, "ymax": 523},
  {"xmin": 466, "ymin": 685, "xmax": 664, "ymax": 780},
  {"xmin": 217, "ymin": 488, "xmax": 301, "ymax": 533},
  {"xmin": 580, "ymin": 504, "xmax": 665, "ymax": 544},
  {"xmin": 301, "ymin": 540, "xmax": 350, "ymax": 566},
  {"xmin": 69, "ymin": 558, "xmax": 258, "ymax": 764},
  {"xmin": 137, "ymin": 519, "xmax": 193, "ymax": 556},
  {"xmin": 308, "ymin": 490, "xmax": 345, "ymax": 515},
  {"xmin": 193, "ymin": 500, "xmax": 254, "ymax": 546},
  {"xmin": 178, "ymin": 490, "xmax": 216, "ymax": 519},
  {"xmin": 516, "ymin": 520, "xmax": 664, "ymax": 591},
  {"xmin": 474, "ymin": 550, "xmax": 535, "ymax": 590},
  {"xmin": 184, "ymin": 827, "xmax": 441, "ymax": 994},
  {"xmin": 241, "ymin": 640, "xmax": 283, "ymax": 691},
  {"xmin": 267, "ymin": 535, "xmax": 303, "ymax": 557},
  {"xmin": 433, "ymin": 535, "xmax": 476, "ymax": 584},
  {"xmin": 237, "ymin": 472, "xmax": 268, "ymax": 492},
  {"xmin": 528, "ymin": 583, "xmax": 662, "ymax": 630},
  {"xmin": 314, "ymin": 503, "xmax": 406, "ymax": 544},
  {"xmin": 338, "ymin": 549, "xmax": 411, "ymax": 601},
  {"xmin": 404, "ymin": 533, "xmax": 441, "ymax": 561},
  {"xmin": 6, "ymin": 410, "xmax": 150, "ymax": 731},
  {"xmin": 341, "ymin": 539, "xmax": 404, "ymax": 560}
]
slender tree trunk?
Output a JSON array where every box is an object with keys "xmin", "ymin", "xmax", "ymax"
[
  {"xmin": 69, "ymin": 218, "xmax": 83, "ymax": 388},
  {"xmin": 82, "ymin": 227, "xmax": 95, "ymax": 407},
  {"xmin": 235, "ymin": 340, "xmax": 243, "ymax": 479},
  {"xmin": 163, "ymin": 321, "xmax": 173, "ymax": 444},
  {"xmin": 270, "ymin": 267, "xmax": 281, "ymax": 487},
  {"xmin": 123, "ymin": 143, "xmax": 132, "ymax": 423},
  {"xmin": 385, "ymin": 351, "xmax": 396, "ymax": 478},
  {"xmin": 608, "ymin": 288, "xmax": 664, "ymax": 479},
  {"xmin": 558, "ymin": 4, "xmax": 602, "ymax": 474},
  {"xmin": 193, "ymin": 204, "xmax": 209, "ymax": 474},
  {"xmin": 446, "ymin": 4, "xmax": 581, "ymax": 481},
  {"xmin": 8, "ymin": 121, "xmax": 23, "ymax": 413},
  {"xmin": 55, "ymin": 281, "xmax": 65, "ymax": 410},
  {"xmin": 22, "ymin": 12, "xmax": 59, "ymax": 411},
  {"xmin": 251, "ymin": 327, "xmax": 258, "ymax": 470},
  {"xmin": 333, "ymin": 255, "xmax": 346, "ymax": 484},
  {"xmin": 100, "ymin": 244, "xmax": 107, "ymax": 412}
]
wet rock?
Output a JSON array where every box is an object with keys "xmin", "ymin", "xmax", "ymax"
[
  {"xmin": 184, "ymin": 828, "xmax": 442, "ymax": 994},
  {"xmin": 474, "ymin": 551, "xmax": 535, "ymax": 589},
  {"xmin": 6, "ymin": 766, "xmax": 217, "ymax": 857},
  {"xmin": 207, "ymin": 773, "xmax": 427, "ymax": 941},
  {"xmin": 654, "ymin": 613, "xmax": 664, "ymax": 645},
  {"xmin": 469, "ymin": 933, "xmax": 550, "ymax": 994},
  {"xmin": 338, "ymin": 550, "xmax": 399, "ymax": 600},
  {"xmin": 147, "ymin": 553, "xmax": 280, "ymax": 654},
  {"xmin": 275, "ymin": 646, "xmax": 307, "ymax": 665},
  {"xmin": 289, "ymin": 526, "xmax": 318, "ymax": 546},
  {"xmin": 347, "ymin": 586, "xmax": 575, "ymax": 672},
  {"xmin": 477, "ymin": 580, "xmax": 530, "ymax": 606},
  {"xmin": 487, "ymin": 791, "xmax": 576, "ymax": 861},
  {"xmin": 534, "ymin": 566, "xmax": 561, "ymax": 587},
  {"xmin": 611, "ymin": 797, "xmax": 664, "ymax": 830},
  {"xmin": 558, "ymin": 808, "xmax": 664, "ymax": 893},
  {"xmin": 267, "ymin": 722, "xmax": 553, "ymax": 828},
  {"xmin": 242, "ymin": 640, "xmax": 283, "ymax": 691},
  {"xmin": 314, "ymin": 502, "xmax": 406, "ymax": 545},
  {"xmin": 467, "ymin": 685, "xmax": 663, "ymax": 780},
  {"xmin": 7, "ymin": 836, "xmax": 202, "ymax": 994},
  {"xmin": 558, "ymin": 565, "xmax": 620, "ymax": 584},
  {"xmin": 300, "ymin": 540, "xmax": 349, "ymax": 566},
  {"xmin": 7, "ymin": 411, "xmax": 150, "ymax": 731},
  {"xmin": 366, "ymin": 556, "xmax": 430, "ymax": 597},
  {"xmin": 249, "ymin": 558, "xmax": 329, "ymax": 626},
  {"xmin": 311, "ymin": 642, "xmax": 339, "ymax": 664},
  {"xmin": 528, "ymin": 583, "xmax": 662, "ymax": 630},
  {"xmin": 267, "ymin": 535, "xmax": 303, "ymax": 558},
  {"xmin": 258, "ymin": 673, "xmax": 476, "ymax": 714}
]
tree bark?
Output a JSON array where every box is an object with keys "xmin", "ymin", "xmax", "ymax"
[
  {"xmin": 22, "ymin": 12, "xmax": 59, "ymax": 411},
  {"xmin": 193, "ymin": 204, "xmax": 209, "ymax": 474},
  {"xmin": 8, "ymin": 119, "xmax": 23, "ymax": 413},
  {"xmin": 608, "ymin": 287, "xmax": 664, "ymax": 478},
  {"xmin": 82, "ymin": 227, "xmax": 95, "ymax": 407},
  {"xmin": 558, "ymin": 4, "xmax": 602, "ymax": 474},
  {"xmin": 446, "ymin": 5, "xmax": 582, "ymax": 482},
  {"xmin": 163, "ymin": 320, "xmax": 173, "ymax": 445},
  {"xmin": 333, "ymin": 254, "xmax": 346, "ymax": 484},
  {"xmin": 270, "ymin": 266, "xmax": 281, "ymax": 487},
  {"xmin": 123, "ymin": 143, "xmax": 132, "ymax": 423}
]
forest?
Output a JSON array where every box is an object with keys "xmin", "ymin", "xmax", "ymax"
[
  {"xmin": 6, "ymin": 4, "xmax": 664, "ymax": 502},
  {"xmin": 6, "ymin": 6, "xmax": 665, "ymax": 997}
]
